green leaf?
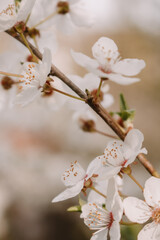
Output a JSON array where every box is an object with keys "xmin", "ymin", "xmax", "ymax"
[
  {"xmin": 120, "ymin": 93, "xmax": 128, "ymax": 111},
  {"xmin": 117, "ymin": 109, "xmax": 135, "ymax": 121}
]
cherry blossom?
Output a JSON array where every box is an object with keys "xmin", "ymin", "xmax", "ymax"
[
  {"xmin": 52, "ymin": 158, "xmax": 105, "ymax": 203},
  {"xmin": 124, "ymin": 177, "xmax": 160, "ymax": 240},
  {"xmin": 96, "ymin": 129, "xmax": 147, "ymax": 179},
  {"xmin": 15, "ymin": 48, "xmax": 52, "ymax": 106},
  {"xmin": 0, "ymin": 0, "xmax": 36, "ymax": 32},
  {"xmin": 71, "ymin": 37, "xmax": 146, "ymax": 85},
  {"xmin": 28, "ymin": 0, "xmax": 94, "ymax": 34},
  {"xmin": 81, "ymin": 177, "xmax": 123, "ymax": 240}
]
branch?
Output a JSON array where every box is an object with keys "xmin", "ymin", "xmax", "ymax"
[{"xmin": 5, "ymin": 30, "xmax": 160, "ymax": 178}]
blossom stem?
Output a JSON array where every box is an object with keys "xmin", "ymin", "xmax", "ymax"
[
  {"xmin": 96, "ymin": 79, "xmax": 103, "ymax": 97},
  {"xmin": 51, "ymin": 87, "xmax": 86, "ymax": 102},
  {"xmin": 30, "ymin": 11, "xmax": 57, "ymax": 30},
  {"xmin": 25, "ymin": 13, "xmax": 31, "ymax": 25},
  {"xmin": 127, "ymin": 173, "xmax": 144, "ymax": 191},
  {"xmin": 93, "ymin": 128, "xmax": 119, "ymax": 139},
  {"xmin": 7, "ymin": 30, "xmax": 160, "ymax": 178},
  {"xmin": 0, "ymin": 71, "xmax": 24, "ymax": 78},
  {"xmin": 20, "ymin": 33, "xmax": 38, "ymax": 63},
  {"xmin": 90, "ymin": 186, "xmax": 107, "ymax": 199}
]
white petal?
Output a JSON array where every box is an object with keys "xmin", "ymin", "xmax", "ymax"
[
  {"xmin": 52, "ymin": 180, "xmax": 84, "ymax": 203},
  {"xmin": 113, "ymin": 59, "xmax": 146, "ymax": 76},
  {"xmin": 107, "ymin": 73, "xmax": 140, "ymax": 85},
  {"xmin": 138, "ymin": 222, "xmax": 160, "ymax": 240},
  {"xmin": 101, "ymin": 93, "xmax": 114, "ymax": 109},
  {"xmin": 124, "ymin": 129, "xmax": 144, "ymax": 152},
  {"xmin": 106, "ymin": 177, "xmax": 117, "ymax": 211},
  {"xmin": 109, "ymin": 221, "xmax": 121, "ymax": 240},
  {"xmin": 61, "ymin": 161, "xmax": 86, "ymax": 187},
  {"xmin": 54, "ymin": 14, "xmax": 75, "ymax": 34},
  {"xmin": 111, "ymin": 192, "xmax": 123, "ymax": 222},
  {"xmin": 92, "ymin": 37, "xmax": 119, "ymax": 63},
  {"xmin": 71, "ymin": 49, "xmax": 99, "ymax": 70},
  {"xmin": 0, "ymin": 0, "xmax": 17, "ymax": 31},
  {"xmin": 88, "ymin": 155, "xmax": 121, "ymax": 181},
  {"xmin": 70, "ymin": 3, "xmax": 93, "ymax": 27},
  {"xmin": 88, "ymin": 180, "xmax": 108, "ymax": 204},
  {"xmin": 86, "ymin": 156, "xmax": 105, "ymax": 180},
  {"xmin": 41, "ymin": 48, "xmax": 52, "ymax": 83},
  {"xmin": 15, "ymin": 86, "xmax": 41, "ymax": 106},
  {"xmin": 144, "ymin": 177, "xmax": 160, "ymax": 207},
  {"xmin": 104, "ymin": 140, "xmax": 124, "ymax": 166},
  {"xmin": 123, "ymin": 197, "xmax": 151, "ymax": 223},
  {"xmin": 91, "ymin": 228, "xmax": 108, "ymax": 240},
  {"xmin": 17, "ymin": 0, "xmax": 36, "ymax": 22}
]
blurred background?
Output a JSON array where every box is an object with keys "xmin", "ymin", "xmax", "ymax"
[{"xmin": 0, "ymin": 0, "xmax": 160, "ymax": 239}]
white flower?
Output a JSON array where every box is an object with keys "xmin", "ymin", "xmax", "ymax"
[
  {"xmin": 97, "ymin": 129, "xmax": 147, "ymax": 179},
  {"xmin": 0, "ymin": 0, "xmax": 36, "ymax": 32},
  {"xmin": 15, "ymin": 48, "xmax": 52, "ymax": 106},
  {"xmin": 28, "ymin": 0, "xmax": 94, "ymax": 34},
  {"xmin": 71, "ymin": 37, "xmax": 146, "ymax": 85},
  {"xmin": 52, "ymin": 158, "xmax": 104, "ymax": 203},
  {"xmin": 81, "ymin": 177, "xmax": 123, "ymax": 240},
  {"xmin": 123, "ymin": 177, "xmax": 160, "ymax": 240}
]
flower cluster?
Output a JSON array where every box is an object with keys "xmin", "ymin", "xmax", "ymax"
[
  {"xmin": 52, "ymin": 129, "xmax": 149, "ymax": 240},
  {"xmin": 0, "ymin": 1, "xmax": 158, "ymax": 240}
]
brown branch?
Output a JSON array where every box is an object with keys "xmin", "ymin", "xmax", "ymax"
[{"xmin": 5, "ymin": 30, "xmax": 160, "ymax": 178}]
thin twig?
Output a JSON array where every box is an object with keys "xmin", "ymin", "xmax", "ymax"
[
  {"xmin": 6, "ymin": 29, "xmax": 160, "ymax": 178},
  {"xmin": 93, "ymin": 128, "xmax": 119, "ymax": 139}
]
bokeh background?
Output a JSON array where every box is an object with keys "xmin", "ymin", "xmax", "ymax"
[{"xmin": 0, "ymin": 0, "xmax": 160, "ymax": 239}]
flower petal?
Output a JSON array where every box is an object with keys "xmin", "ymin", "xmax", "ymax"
[
  {"xmin": 17, "ymin": 0, "xmax": 36, "ymax": 22},
  {"xmin": 109, "ymin": 221, "xmax": 121, "ymax": 240},
  {"xmin": 107, "ymin": 73, "xmax": 140, "ymax": 85},
  {"xmin": 88, "ymin": 180, "xmax": 108, "ymax": 204},
  {"xmin": 144, "ymin": 177, "xmax": 160, "ymax": 207},
  {"xmin": 112, "ymin": 58, "xmax": 146, "ymax": 76},
  {"xmin": 71, "ymin": 49, "xmax": 99, "ymax": 70},
  {"xmin": 138, "ymin": 222, "xmax": 160, "ymax": 240},
  {"xmin": 91, "ymin": 228, "xmax": 108, "ymax": 240},
  {"xmin": 40, "ymin": 48, "xmax": 52, "ymax": 85},
  {"xmin": 123, "ymin": 197, "xmax": 151, "ymax": 223},
  {"xmin": 61, "ymin": 161, "xmax": 86, "ymax": 187},
  {"xmin": 92, "ymin": 37, "xmax": 119, "ymax": 64},
  {"xmin": 124, "ymin": 129, "xmax": 144, "ymax": 152},
  {"xmin": 70, "ymin": 3, "xmax": 94, "ymax": 27},
  {"xmin": 52, "ymin": 180, "xmax": 84, "ymax": 203},
  {"xmin": 15, "ymin": 86, "xmax": 41, "ymax": 106}
]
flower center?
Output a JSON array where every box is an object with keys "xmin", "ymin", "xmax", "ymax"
[
  {"xmin": 42, "ymin": 80, "xmax": 54, "ymax": 97},
  {"xmin": 57, "ymin": 1, "xmax": 69, "ymax": 14},
  {"xmin": 0, "ymin": 4, "xmax": 15, "ymax": 16},
  {"xmin": 107, "ymin": 212, "xmax": 114, "ymax": 229},
  {"xmin": 152, "ymin": 208, "xmax": 160, "ymax": 224}
]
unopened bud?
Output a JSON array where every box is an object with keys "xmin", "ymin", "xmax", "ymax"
[
  {"xmin": 1, "ymin": 77, "xmax": 14, "ymax": 90},
  {"xmin": 80, "ymin": 119, "xmax": 95, "ymax": 132},
  {"xmin": 57, "ymin": 1, "xmax": 69, "ymax": 14}
]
